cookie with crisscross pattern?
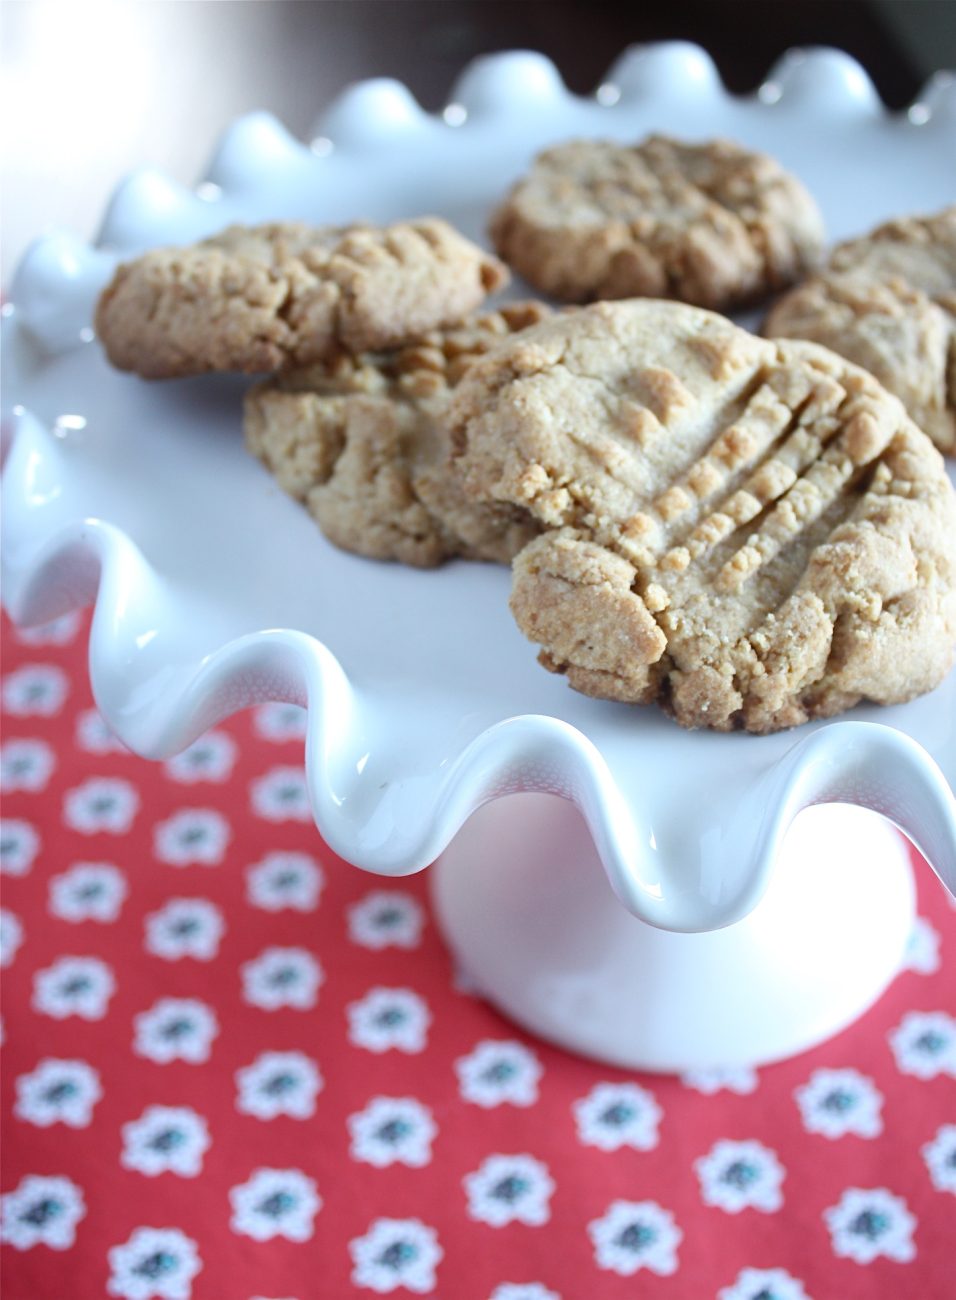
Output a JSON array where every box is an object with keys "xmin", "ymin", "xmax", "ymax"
[
  {"xmin": 96, "ymin": 219, "xmax": 508, "ymax": 379},
  {"xmin": 766, "ymin": 207, "xmax": 956, "ymax": 455},
  {"xmin": 244, "ymin": 303, "xmax": 548, "ymax": 567},
  {"xmin": 449, "ymin": 299, "xmax": 956, "ymax": 731},
  {"xmin": 490, "ymin": 136, "xmax": 824, "ymax": 310}
]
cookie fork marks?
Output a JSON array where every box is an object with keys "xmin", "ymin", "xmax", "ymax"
[
  {"xmin": 451, "ymin": 300, "xmax": 956, "ymax": 732},
  {"xmin": 765, "ymin": 206, "xmax": 956, "ymax": 455},
  {"xmin": 245, "ymin": 304, "xmax": 548, "ymax": 567},
  {"xmin": 95, "ymin": 218, "xmax": 508, "ymax": 379}
]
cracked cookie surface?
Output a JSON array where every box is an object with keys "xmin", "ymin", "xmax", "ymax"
[
  {"xmin": 489, "ymin": 135, "xmax": 825, "ymax": 310},
  {"xmin": 766, "ymin": 207, "xmax": 956, "ymax": 455},
  {"xmin": 95, "ymin": 219, "xmax": 508, "ymax": 379},
  {"xmin": 244, "ymin": 303, "xmax": 547, "ymax": 567},
  {"xmin": 449, "ymin": 300, "xmax": 956, "ymax": 731}
]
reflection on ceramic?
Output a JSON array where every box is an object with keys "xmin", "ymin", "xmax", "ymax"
[
  {"xmin": 432, "ymin": 796, "xmax": 915, "ymax": 1071},
  {"xmin": 2, "ymin": 45, "xmax": 955, "ymax": 949}
]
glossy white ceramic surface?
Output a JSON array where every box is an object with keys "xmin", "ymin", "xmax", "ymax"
[
  {"xmin": 432, "ymin": 796, "xmax": 915, "ymax": 1071},
  {"xmin": 3, "ymin": 44, "xmax": 955, "ymax": 940}
]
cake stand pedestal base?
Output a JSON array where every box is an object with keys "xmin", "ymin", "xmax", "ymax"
[{"xmin": 430, "ymin": 794, "xmax": 915, "ymax": 1072}]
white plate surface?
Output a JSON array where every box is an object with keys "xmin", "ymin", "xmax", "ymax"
[{"xmin": 3, "ymin": 43, "xmax": 955, "ymax": 932}]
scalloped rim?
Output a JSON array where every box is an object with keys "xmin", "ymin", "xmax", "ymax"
[{"xmin": 3, "ymin": 44, "xmax": 956, "ymax": 933}]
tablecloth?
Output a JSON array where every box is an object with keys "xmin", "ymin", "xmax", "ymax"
[{"xmin": 1, "ymin": 607, "xmax": 954, "ymax": 1300}]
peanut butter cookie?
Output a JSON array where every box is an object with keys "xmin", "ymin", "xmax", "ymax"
[
  {"xmin": 449, "ymin": 300, "xmax": 956, "ymax": 732},
  {"xmin": 490, "ymin": 135, "xmax": 825, "ymax": 310},
  {"xmin": 766, "ymin": 207, "xmax": 956, "ymax": 455},
  {"xmin": 96, "ymin": 219, "xmax": 508, "ymax": 379},
  {"xmin": 244, "ymin": 303, "xmax": 547, "ymax": 567}
]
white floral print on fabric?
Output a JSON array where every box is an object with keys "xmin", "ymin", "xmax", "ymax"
[
  {"xmin": 888, "ymin": 1011, "xmax": 956, "ymax": 1079},
  {"xmin": 587, "ymin": 1200, "xmax": 681, "ymax": 1277},
  {"xmin": 246, "ymin": 851, "xmax": 324, "ymax": 913},
  {"xmin": 107, "ymin": 1226, "xmax": 202, "ymax": 1299},
  {"xmin": 74, "ymin": 708, "xmax": 127, "ymax": 755},
  {"xmin": 152, "ymin": 809, "xmax": 230, "ymax": 867},
  {"xmin": 235, "ymin": 1051, "xmax": 323, "ymax": 1121},
  {"xmin": 922, "ymin": 1124, "xmax": 956, "ymax": 1194},
  {"xmin": 823, "ymin": 1187, "xmax": 917, "ymax": 1264},
  {"xmin": 15, "ymin": 1059, "xmax": 102, "ymax": 1129},
  {"xmin": 347, "ymin": 988, "xmax": 430, "ymax": 1054},
  {"xmin": 0, "ymin": 819, "xmax": 40, "ymax": 876},
  {"xmin": 718, "ymin": 1267, "xmax": 811, "ymax": 1300},
  {"xmin": 680, "ymin": 1066, "xmax": 758, "ymax": 1095},
  {"xmin": 63, "ymin": 777, "xmax": 139, "ymax": 835},
  {"xmin": 229, "ymin": 1168, "xmax": 321, "ymax": 1242},
  {"xmin": 1, "ymin": 738, "xmax": 56, "ymax": 793},
  {"xmin": 16, "ymin": 611, "xmax": 81, "ymax": 645},
  {"xmin": 121, "ymin": 1107, "xmax": 211, "ymax": 1178},
  {"xmin": 488, "ymin": 1287, "xmax": 560, "ymax": 1300},
  {"xmin": 32, "ymin": 955, "xmax": 115, "ymax": 1020},
  {"xmin": 349, "ymin": 1218, "xmax": 442, "ymax": 1294},
  {"xmin": 163, "ymin": 731, "xmax": 237, "ymax": 785},
  {"xmin": 0, "ymin": 1175, "xmax": 86, "ymax": 1251},
  {"xmin": 793, "ymin": 1069, "xmax": 884, "ymax": 1139},
  {"xmin": 572, "ymin": 1081, "xmax": 662, "ymax": 1152},
  {"xmin": 902, "ymin": 916, "xmax": 941, "ymax": 975},
  {"xmin": 249, "ymin": 766, "xmax": 311, "ymax": 822},
  {"xmin": 463, "ymin": 1154, "xmax": 554, "ymax": 1228},
  {"xmin": 133, "ymin": 998, "xmax": 218, "ymax": 1065},
  {"xmin": 253, "ymin": 702, "xmax": 308, "ymax": 742},
  {"xmin": 695, "ymin": 1139, "xmax": 785, "ymax": 1213},
  {"xmin": 347, "ymin": 890, "xmax": 425, "ymax": 950},
  {"xmin": 240, "ymin": 947, "xmax": 323, "ymax": 1011},
  {"xmin": 348, "ymin": 1097, "xmax": 437, "ymax": 1168},
  {"xmin": 1, "ymin": 663, "xmax": 68, "ymax": 716},
  {"xmin": 455, "ymin": 1040, "xmax": 542, "ymax": 1109},
  {"xmin": 144, "ymin": 898, "xmax": 224, "ymax": 962},
  {"xmin": 0, "ymin": 908, "xmax": 23, "ymax": 967},
  {"xmin": 49, "ymin": 862, "xmax": 127, "ymax": 923}
]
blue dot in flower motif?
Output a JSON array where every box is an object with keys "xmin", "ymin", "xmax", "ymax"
[
  {"xmin": 600, "ymin": 1102, "xmax": 637, "ymax": 1127},
  {"xmin": 915, "ymin": 1030, "xmax": 946, "ymax": 1054},
  {"xmin": 148, "ymin": 1128, "xmax": 185, "ymax": 1153},
  {"xmin": 42, "ymin": 1080, "xmax": 78, "ymax": 1104},
  {"xmin": 849, "ymin": 1209, "xmax": 890, "ymax": 1240},
  {"xmin": 258, "ymin": 1190, "xmax": 296, "ymax": 1218},
  {"xmin": 821, "ymin": 1089, "xmax": 855, "ymax": 1113},
  {"xmin": 481, "ymin": 1061, "xmax": 516, "ymax": 1083},
  {"xmin": 378, "ymin": 1240, "xmax": 417, "ymax": 1270},
  {"xmin": 491, "ymin": 1175, "xmax": 530, "ymax": 1203},
  {"xmin": 376, "ymin": 1119, "xmax": 414, "ymax": 1145},
  {"xmin": 615, "ymin": 1220, "xmax": 655, "ymax": 1252},
  {"xmin": 133, "ymin": 1251, "xmax": 178, "ymax": 1280},
  {"xmin": 161, "ymin": 1019, "xmax": 193, "ymax": 1040},
  {"xmin": 20, "ymin": 1198, "xmax": 63, "ymax": 1228},
  {"xmin": 263, "ymin": 1072, "xmax": 297, "ymax": 1096},
  {"xmin": 721, "ymin": 1161, "xmax": 758, "ymax": 1190}
]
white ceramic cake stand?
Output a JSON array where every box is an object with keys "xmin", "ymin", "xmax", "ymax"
[{"xmin": 3, "ymin": 44, "xmax": 955, "ymax": 1070}]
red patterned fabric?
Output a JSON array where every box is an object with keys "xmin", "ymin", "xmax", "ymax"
[{"xmin": 1, "ymin": 608, "xmax": 954, "ymax": 1300}]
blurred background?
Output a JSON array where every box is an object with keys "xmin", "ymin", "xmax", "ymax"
[{"xmin": 2, "ymin": 0, "xmax": 954, "ymax": 281}]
